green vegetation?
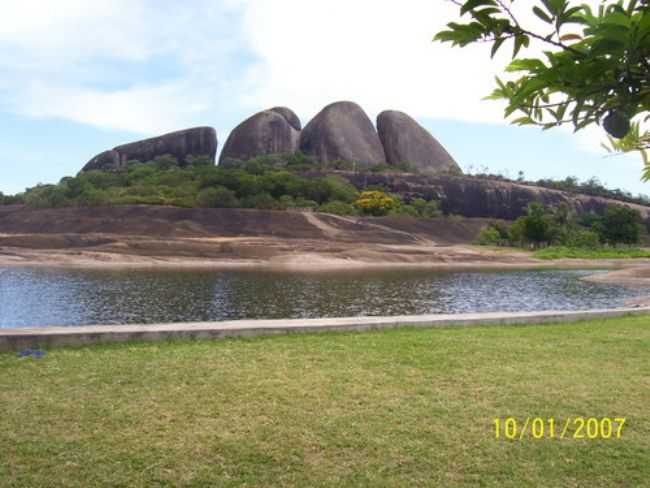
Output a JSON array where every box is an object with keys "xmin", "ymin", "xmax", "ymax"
[
  {"xmin": 476, "ymin": 201, "xmax": 645, "ymax": 251},
  {"xmin": 5, "ymin": 155, "xmax": 441, "ymax": 218},
  {"xmin": 353, "ymin": 190, "xmax": 398, "ymax": 216},
  {"xmin": 0, "ymin": 191, "xmax": 23, "ymax": 205},
  {"xmin": 1, "ymin": 315, "xmax": 649, "ymax": 487},
  {"xmin": 533, "ymin": 246, "xmax": 650, "ymax": 260},
  {"xmin": 436, "ymin": 1, "xmax": 650, "ymax": 173}
]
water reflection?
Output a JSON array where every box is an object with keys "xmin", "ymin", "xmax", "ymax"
[{"xmin": 0, "ymin": 267, "xmax": 647, "ymax": 328}]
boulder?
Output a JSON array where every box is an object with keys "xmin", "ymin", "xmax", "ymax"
[
  {"xmin": 270, "ymin": 106, "xmax": 301, "ymax": 131},
  {"xmin": 82, "ymin": 126, "xmax": 217, "ymax": 171},
  {"xmin": 219, "ymin": 107, "xmax": 301, "ymax": 165},
  {"xmin": 299, "ymin": 101, "xmax": 386, "ymax": 167},
  {"xmin": 377, "ymin": 110, "xmax": 462, "ymax": 175}
]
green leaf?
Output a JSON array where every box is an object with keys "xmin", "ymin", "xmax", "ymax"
[
  {"xmin": 506, "ymin": 58, "xmax": 547, "ymax": 72},
  {"xmin": 512, "ymin": 116, "xmax": 535, "ymax": 125},
  {"xmin": 490, "ymin": 37, "xmax": 506, "ymax": 58},
  {"xmin": 460, "ymin": 0, "xmax": 497, "ymax": 16},
  {"xmin": 512, "ymin": 34, "xmax": 529, "ymax": 58},
  {"xmin": 533, "ymin": 6, "xmax": 553, "ymax": 24}
]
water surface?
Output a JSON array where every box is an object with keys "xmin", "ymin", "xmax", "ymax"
[{"xmin": 0, "ymin": 267, "xmax": 647, "ymax": 328}]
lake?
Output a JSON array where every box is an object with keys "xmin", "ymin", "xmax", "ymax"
[{"xmin": 0, "ymin": 267, "xmax": 647, "ymax": 328}]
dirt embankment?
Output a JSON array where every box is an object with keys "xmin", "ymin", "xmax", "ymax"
[
  {"xmin": 1, "ymin": 205, "xmax": 650, "ymax": 284},
  {"xmin": 0, "ymin": 205, "xmax": 527, "ymax": 269}
]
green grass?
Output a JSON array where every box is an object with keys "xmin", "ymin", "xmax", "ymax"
[
  {"xmin": 533, "ymin": 246, "xmax": 650, "ymax": 260},
  {"xmin": 1, "ymin": 316, "xmax": 650, "ymax": 487}
]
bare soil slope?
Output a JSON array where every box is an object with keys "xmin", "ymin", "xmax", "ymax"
[{"xmin": 0, "ymin": 205, "xmax": 530, "ymax": 268}]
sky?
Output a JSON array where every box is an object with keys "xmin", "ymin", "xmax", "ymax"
[{"xmin": 0, "ymin": 0, "xmax": 647, "ymax": 197}]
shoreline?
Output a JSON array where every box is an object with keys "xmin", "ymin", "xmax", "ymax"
[
  {"xmin": 3, "ymin": 307, "xmax": 650, "ymax": 352},
  {"xmin": 2, "ymin": 245, "xmax": 650, "ymax": 282},
  {"xmin": 0, "ymin": 246, "xmax": 635, "ymax": 271}
]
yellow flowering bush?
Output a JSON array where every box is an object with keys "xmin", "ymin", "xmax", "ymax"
[{"xmin": 353, "ymin": 191, "xmax": 397, "ymax": 216}]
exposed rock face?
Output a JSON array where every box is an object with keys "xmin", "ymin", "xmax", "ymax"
[
  {"xmin": 302, "ymin": 170, "xmax": 650, "ymax": 223},
  {"xmin": 377, "ymin": 110, "xmax": 462, "ymax": 175},
  {"xmin": 82, "ymin": 127, "xmax": 217, "ymax": 171},
  {"xmin": 299, "ymin": 101, "xmax": 386, "ymax": 167},
  {"xmin": 219, "ymin": 107, "xmax": 301, "ymax": 165},
  {"xmin": 270, "ymin": 106, "xmax": 301, "ymax": 131}
]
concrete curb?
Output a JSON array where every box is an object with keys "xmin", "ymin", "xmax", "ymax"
[{"xmin": 2, "ymin": 307, "xmax": 650, "ymax": 352}]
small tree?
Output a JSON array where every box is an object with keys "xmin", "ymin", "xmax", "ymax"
[
  {"xmin": 354, "ymin": 191, "xmax": 398, "ymax": 216},
  {"xmin": 523, "ymin": 202, "xmax": 550, "ymax": 245},
  {"xmin": 596, "ymin": 204, "xmax": 642, "ymax": 245}
]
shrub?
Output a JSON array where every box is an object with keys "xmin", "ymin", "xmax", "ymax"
[
  {"xmin": 391, "ymin": 204, "xmax": 419, "ymax": 217},
  {"xmin": 319, "ymin": 201, "xmax": 358, "ymax": 216},
  {"xmin": 564, "ymin": 228, "xmax": 601, "ymax": 248},
  {"xmin": 24, "ymin": 185, "xmax": 68, "ymax": 208},
  {"xmin": 354, "ymin": 191, "xmax": 398, "ymax": 216},
  {"xmin": 412, "ymin": 198, "xmax": 442, "ymax": 218},
  {"xmin": 278, "ymin": 195, "xmax": 296, "ymax": 209},
  {"xmin": 186, "ymin": 155, "xmax": 214, "ymax": 166},
  {"xmin": 596, "ymin": 205, "xmax": 641, "ymax": 245},
  {"xmin": 196, "ymin": 186, "xmax": 239, "ymax": 208},
  {"xmin": 152, "ymin": 154, "xmax": 180, "ymax": 170},
  {"xmin": 242, "ymin": 192, "xmax": 278, "ymax": 210},
  {"xmin": 293, "ymin": 197, "xmax": 319, "ymax": 210},
  {"xmin": 287, "ymin": 151, "xmax": 317, "ymax": 169},
  {"xmin": 475, "ymin": 226, "xmax": 503, "ymax": 246},
  {"xmin": 76, "ymin": 187, "xmax": 110, "ymax": 207},
  {"xmin": 322, "ymin": 176, "xmax": 359, "ymax": 203},
  {"xmin": 509, "ymin": 217, "xmax": 526, "ymax": 244},
  {"xmin": 0, "ymin": 192, "xmax": 24, "ymax": 205}
]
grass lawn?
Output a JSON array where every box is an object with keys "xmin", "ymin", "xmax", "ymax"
[
  {"xmin": 533, "ymin": 246, "xmax": 650, "ymax": 260},
  {"xmin": 1, "ymin": 316, "xmax": 649, "ymax": 487}
]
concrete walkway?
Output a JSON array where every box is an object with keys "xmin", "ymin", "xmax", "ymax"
[{"xmin": 2, "ymin": 307, "xmax": 650, "ymax": 352}]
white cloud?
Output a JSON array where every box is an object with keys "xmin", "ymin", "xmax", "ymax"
[
  {"xmin": 0, "ymin": 0, "xmax": 636, "ymax": 147},
  {"xmin": 238, "ymin": 0, "xmax": 508, "ymax": 124},
  {"xmin": 236, "ymin": 0, "xmax": 611, "ymax": 131},
  {"xmin": 0, "ymin": 0, "xmax": 249, "ymax": 134},
  {"xmin": 20, "ymin": 81, "xmax": 213, "ymax": 134}
]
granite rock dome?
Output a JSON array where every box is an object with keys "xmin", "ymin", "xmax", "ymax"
[
  {"xmin": 377, "ymin": 110, "xmax": 461, "ymax": 175},
  {"xmin": 82, "ymin": 127, "xmax": 217, "ymax": 172},
  {"xmin": 219, "ymin": 107, "xmax": 301, "ymax": 165},
  {"xmin": 299, "ymin": 101, "xmax": 386, "ymax": 167}
]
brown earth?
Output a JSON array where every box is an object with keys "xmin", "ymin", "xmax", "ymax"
[
  {"xmin": 2, "ymin": 205, "xmax": 650, "ymax": 290},
  {"xmin": 0, "ymin": 204, "xmax": 530, "ymax": 269}
]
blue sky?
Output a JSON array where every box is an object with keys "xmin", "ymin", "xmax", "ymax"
[{"xmin": 1, "ymin": 0, "xmax": 647, "ymax": 197}]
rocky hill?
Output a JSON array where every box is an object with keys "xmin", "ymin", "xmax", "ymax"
[
  {"xmin": 82, "ymin": 101, "xmax": 461, "ymax": 176},
  {"xmin": 76, "ymin": 101, "xmax": 649, "ymax": 224},
  {"xmin": 313, "ymin": 171, "xmax": 650, "ymax": 223}
]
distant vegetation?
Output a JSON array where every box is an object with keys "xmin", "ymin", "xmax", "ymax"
[
  {"xmin": 476, "ymin": 201, "xmax": 646, "ymax": 255},
  {"xmin": 3, "ymin": 154, "xmax": 441, "ymax": 219},
  {"xmin": 467, "ymin": 168, "xmax": 650, "ymax": 207},
  {"xmin": 3, "ymin": 152, "xmax": 649, "ymax": 222}
]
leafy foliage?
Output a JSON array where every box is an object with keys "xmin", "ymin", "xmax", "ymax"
[
  {"xmin": 476, "ymin": 200, "xmax": 643, "ymax": 248},
  {"xmin": 436, "ymin": 0, "xmax": 650, "ymax": 174},
  {"xmin": 596, "ymin": 203, "xmax": 643, "ymax": 244},
  {"xmin": 11, "ymin": 156, "xmax": 442, "ymax": 218},
  {"xmin": 475, "ymin": 226, "xmax": 505, "ymax": 245},
  {"xmin": 0, "ymin": 191, "xmax": 24, "ymax": 205},
  {"xmin": 353, "ymin": 191, "xmax": 399, "ymax": 216}
]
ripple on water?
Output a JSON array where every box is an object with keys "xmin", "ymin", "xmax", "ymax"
[{"xmin": 0, "ymin": 267, "xmax": 647, "ymax": 328}]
